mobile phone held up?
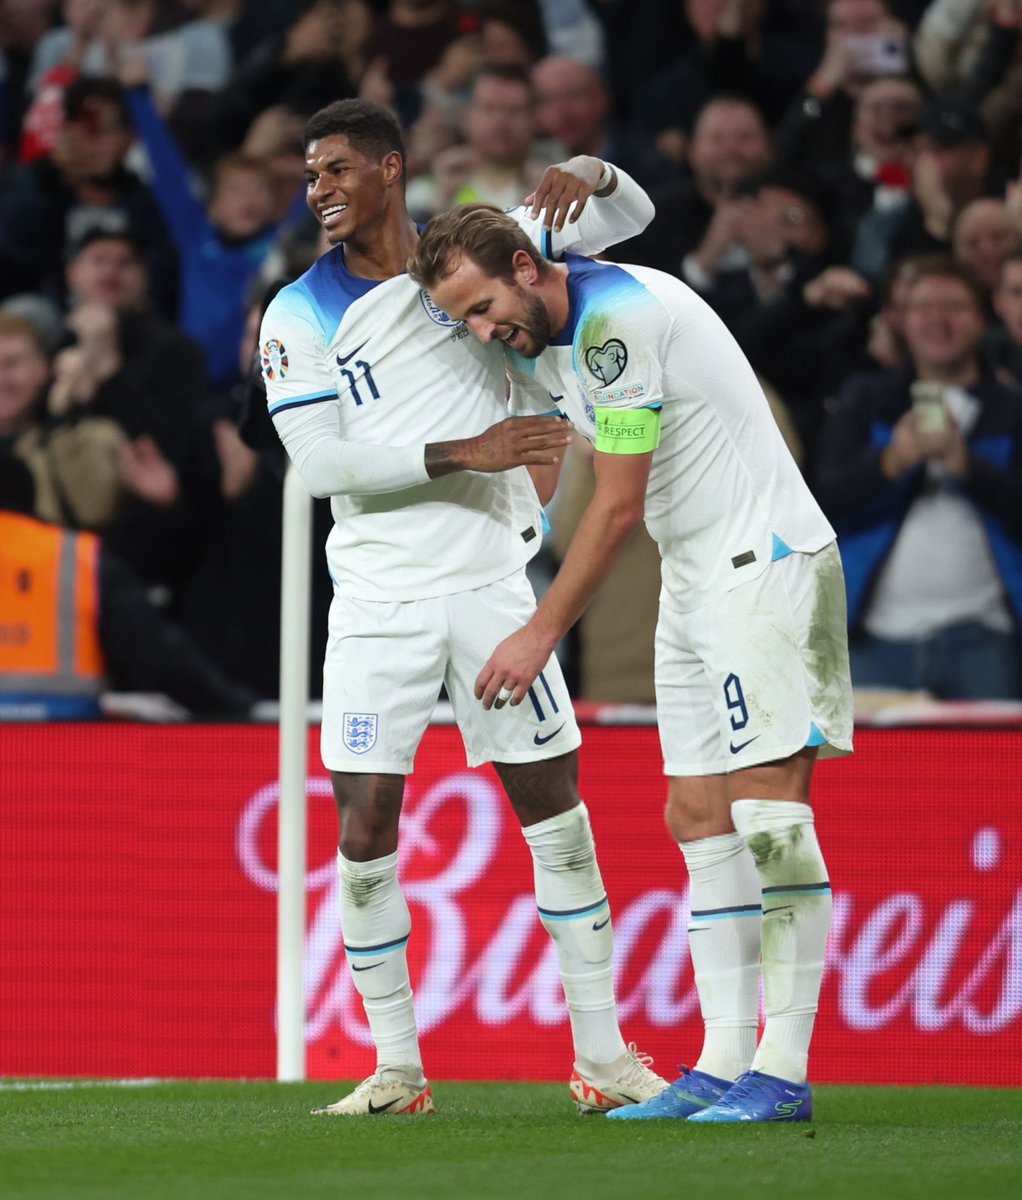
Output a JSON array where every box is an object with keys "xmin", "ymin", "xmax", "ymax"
[{"xmin": 910, "ymin": 380, "xmax": 949, "ymax": 434}]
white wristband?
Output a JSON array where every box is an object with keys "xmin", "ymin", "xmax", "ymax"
[{"xmin": 596, "ymin": 161, "xmax": 614, "ymax": 192}]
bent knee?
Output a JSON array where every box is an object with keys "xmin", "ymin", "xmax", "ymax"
[{"xmin": 665, "ymin": 779, "xmax": 734, "ymax": 844}]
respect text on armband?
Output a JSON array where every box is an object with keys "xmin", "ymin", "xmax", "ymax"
[{"xmin": 594, "ymin": 404, "xmax": 661, "ymax": 455}]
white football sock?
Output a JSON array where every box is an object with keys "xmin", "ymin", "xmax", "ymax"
[
  {"xmin": 731, "ymin": 799, "xmax": 832, "ymax": 1085},
  {"xmin": 337, "ymin": 850, "xmax": 422, "ymax": 1074},
  {"xmin": 680, "ymin": 832, "xmax": 762, "ymax": 1082},
  {"xmin": 522, "ymin": 802, "xmax": 628, "ymax": 1070}
]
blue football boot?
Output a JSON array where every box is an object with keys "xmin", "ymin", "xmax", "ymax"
[
  {"xmin": 605, "ymin": 1065, "xmax": 731, "ymax": 1120},
  {"xmin": 687, "ymin": 1070, "xmax": 812, "ymax": 1123}
]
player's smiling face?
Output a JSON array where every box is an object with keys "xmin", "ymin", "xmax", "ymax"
[
  {"xmin": 430, "ymin": 255, "xmax": 552, "ymax": 358},
  {"xmin": 305, "ymin": 134, "xmax": 393, "ymax": 245}
]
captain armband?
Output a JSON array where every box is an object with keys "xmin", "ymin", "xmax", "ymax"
[{"xmin": 594, "ymin": 406, "xmax": 662, "ymax": 455}]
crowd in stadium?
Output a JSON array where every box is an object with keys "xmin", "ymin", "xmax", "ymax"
[{"xmin": 1, "ymin": 0, "xmax": 1021, "ymax": 713}]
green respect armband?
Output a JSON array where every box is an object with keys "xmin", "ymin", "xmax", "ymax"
[{"xmin": 594, "ymin": 406, "xmax": 662, "ymax": 455}]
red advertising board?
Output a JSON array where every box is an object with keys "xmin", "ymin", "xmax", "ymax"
[{"xmin": 1, "ymin": 723, "xmax": 1019, "ymax": 1085}]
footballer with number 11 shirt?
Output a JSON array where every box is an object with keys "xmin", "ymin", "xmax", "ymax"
[{"xmin": 261, "ymin": 100, "xmax": 667, "ymax": 1118}]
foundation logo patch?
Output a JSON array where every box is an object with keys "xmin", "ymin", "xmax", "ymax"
[
  {"xmin": 584, "ymin": 339, "xmax": 627, "ymax": 386},
  {"xmin": 261, "ymin": 338, "xmax": 288, "ymax": 380},
  {"xmin": 343, "ymin": 712, "xmax": 378, "ymax": 754}
]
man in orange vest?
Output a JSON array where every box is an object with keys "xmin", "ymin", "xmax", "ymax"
[{"xmin": 0, "ymin": 455, "xmax": 258, "ymax": 719}]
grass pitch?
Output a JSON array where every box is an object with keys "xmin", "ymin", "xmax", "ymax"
[{"xmin": 2, "ymin": 1080, "xmax": 1019, "ymax": 1200}]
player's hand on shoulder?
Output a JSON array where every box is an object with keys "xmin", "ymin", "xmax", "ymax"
[{"xmin": 526, "ymin": 157, "xmax": 608, "ymax": 232}]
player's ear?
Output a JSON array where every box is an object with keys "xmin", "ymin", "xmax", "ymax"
[
  {"xmin": 511, "ymin": 249, "xmax": 539, "ymax": 285},
  {"xmin": 381, "ymin": 150, "xmax": 404, "ymax": 187}
]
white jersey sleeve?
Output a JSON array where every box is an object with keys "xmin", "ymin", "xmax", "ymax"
[
  {"xmin": 507, "ymin": 164, "xmax": 654, "ymax": 261},
  {"xmin": 574, "ymin": 278, "xmax": 669, "ymax": 413},
  {"xmin": 261, "ymin": 288, "xmax": 429, "ymax": 497}
]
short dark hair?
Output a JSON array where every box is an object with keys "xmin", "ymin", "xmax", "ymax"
[
  {"xmin": 65, "ymin": 224, "xmax": 144, "ymax": 265},
  {"xmin": 304, "ymin": 99, "xmax": 406, "ymax": 174},
  {"xmin": 62, "ymin": 76, "xmax": 131, "ymax": 129},
  {"xmin": 736, "ymin": 168, "xmax": 828, "ymax": 221},
  {"xmin": 408, "ymin": 203, "xmax": 547, "ymax": 290},
  {"xmin": 905, "ymin": 253, "xmax": 987, "ymax": 311}
]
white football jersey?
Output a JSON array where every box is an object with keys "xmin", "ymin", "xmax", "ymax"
[
  {"xmin": 509, "ymin": 255, "xmax": 836, "ymax": 612},
  {"xmin": 262, "ymin": 176, "xmax": 653, "ymax": 601}
]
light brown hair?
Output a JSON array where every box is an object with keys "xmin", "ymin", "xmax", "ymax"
[{"xmin": 408, "ymin": 203, "xmax": 549, "ymax": 289}]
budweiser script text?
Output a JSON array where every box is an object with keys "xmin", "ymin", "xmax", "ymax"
[{"xmin": 237, "ymin": 773, "xmax": 1021, "ymax": 1045}]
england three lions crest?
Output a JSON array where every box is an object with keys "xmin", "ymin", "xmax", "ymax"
[{"xmin": 343, "ymin": 712, "xmax": 378, "ymax": 754}]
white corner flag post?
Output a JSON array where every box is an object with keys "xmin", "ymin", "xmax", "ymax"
[{"xmin": 277, "ymin": 464, "xmax": 313, "ymax": 1081}]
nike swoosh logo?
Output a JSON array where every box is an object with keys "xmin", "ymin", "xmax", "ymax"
[
  {"xmin": 351, "ymin": 961, "xmax": 383, "ymax": 972},
  {"xmin": 592, "ymin": 916, "xmax": 610, "ymax": 931},
  {"xmin": 548, "ymin": 393, "xmax": 564, "ymax": 402},
  {"xmin": 534, "ymin": 723, "xmax": 565, "ymax": 746},
  {"xmin": 336, "ymin": 341, "xmax": 369, "ymax": 366},
  {"xmin": 367, "ymin": 1098, "xmax": 400, "ymax": 1114},
  {"xmin": 729, "ymin": 735, "xmax": 760, "ymax": 754}
]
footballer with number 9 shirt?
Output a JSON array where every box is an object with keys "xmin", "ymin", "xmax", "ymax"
[
  {"xmin": 261, "ymin": 100, "xmax": 667, "ymax": 1118},
  {"xmin": 410, "ymin": 203, "xmax": 855, "ymax": 1124}
]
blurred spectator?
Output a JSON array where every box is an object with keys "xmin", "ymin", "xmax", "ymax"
[
  {"xmin": 951, "ymin": 196, "xmax": 1022, "ymax": 298},
  {"xmin": 858, "ymin": 252, "xmax": 927, "ymax": 370},
  {"xmin": 531, "ymin": 54, "xmax": 678, "ymax": 190},
  {"xmin": 122, "ymin": 62, "xmax": 282, "ymax": 388},
  {"xmin": 59, "ymin": 226, "xmax": 206, "ymax": 473},
  {"xmin": 406, "ymin": 0, "xmax": 547, "ymax": 172},
  {"xmin": 814, "ymin": 255, "xmax": 1022, "ymax": 699},
  {"xmin": 172, "ymin": 283, "xmax": 307, "ymax": 699},
  {"xmin": 0, "ymin": 451, "xmax": 259, "ymax": 719},
  {"xmin": 912, "ymin": 0, "xmax": 989, "ymax": 92},
  {"xmin": 535, "ymin": 0, "xmax": 604, "ymax": 70},
  {"xmin": 919, "ymin": 97, "xmax": 1000, "ymax": 196},
  {"xmin": 773, "ymin": 0, "xmax": 911, "ymax": 179},
  {"xmin": 598, "ymin": 0, "xmax": 693, "ymax": 123},
  {"xmin": 850, "ymin": 97, "xmax": 1011, "ymax": 285},
  {"xmin": 987, "ymin": 246, "xmax": 1022, "ymax": 383},
  {"xmin": 0, "ymin": 291, "xmax": 65, "ymax": 354},
  {"xmin": 698, "ymin": 170, "xmax": 849, "ymax": 452},
  {"xmin": 360, "ymin": 0, "xmax": 464, "ymax": 128},
  {"xmin": 18, "ymin": 0, "xmax": 105, "ymax": 165},
  {"xmin": 0, "ymin": 76, "xmax": 178, "ymax": 315},
  {"xmin": 913, "ymin": 0, "xmax": 1022, "ymax": 165},
  {"xmin": 0, "ymin": 0, "xmax": 58, "ymax": 164},
  {"xmin": 631, "ymin": 0, "xmax": 818, "ymax": 155},
  {"xmin": 181, "ymin": 0, "xmax": 368, "ymax": 169},
  {"xmin": 27, "ymin": 0, "xmax": 231, "ymax": 112},
  {"xmin": 180, "ymin": 0, "xmax": 303, "ymax": 65},
  {"xmin": 835, "ymin": 74, "xmax": 923, "ymax": 276},
  {"xmin": 610, "ymin": 95, "xmax": 773, "ymax": 286},
  {"xmin": 0, "ymin": 311, "xmax": 124, "ymax": 529},
  {"xmin": 407, "ymin": 63, "xmax": 548, "ymax": 219}
]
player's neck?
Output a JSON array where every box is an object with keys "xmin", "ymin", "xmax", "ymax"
[
  {"xmin": 342, "ymin": 213, "xmax": 420, "ymax": 282},
  {"xmin": 545, "ymin": 264, "xmax": 571, "ymax": 338}
]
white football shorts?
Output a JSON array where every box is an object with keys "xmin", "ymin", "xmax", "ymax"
[
  {"xmin": 655, "ymin": 541, "xmax": 854, "ymax": 776},
  {"xmin": 321, "ymin": 568, "xmax": 581, "ymax": 774}
]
